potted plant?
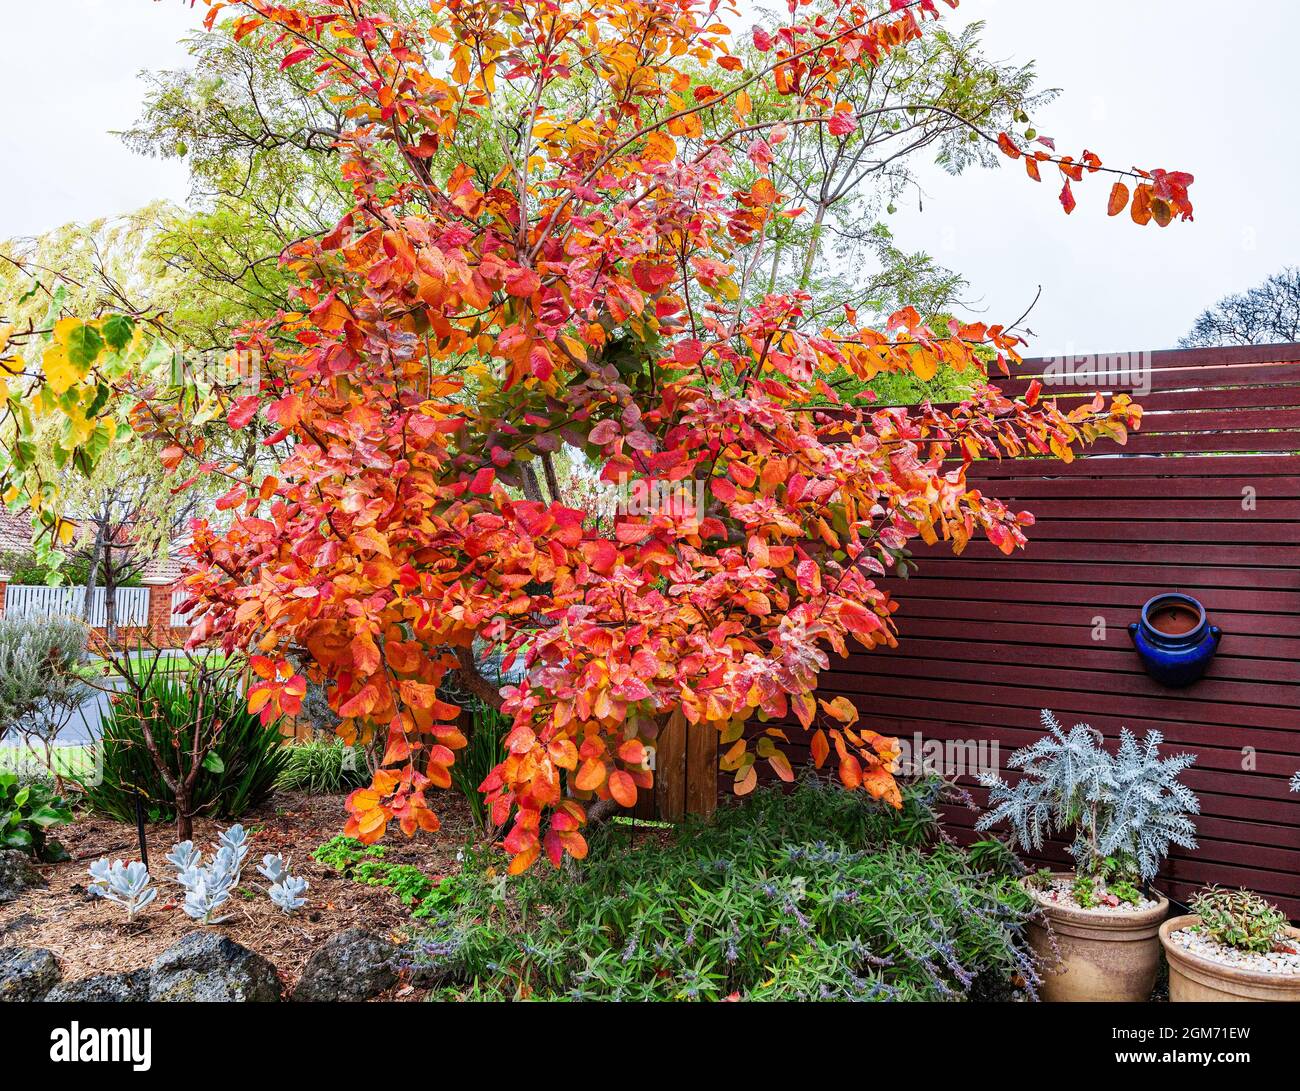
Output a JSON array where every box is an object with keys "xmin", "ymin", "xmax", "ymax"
[
  {"xmin": 977, "ymin": 710, "xmax": 1200, "ymax": 1001},
  {"xmin": 1160, "ymin": 888, "xmax": 1300, "ymax": 1001}
]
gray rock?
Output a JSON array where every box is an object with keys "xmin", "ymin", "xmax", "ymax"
[
  {"xmin": 0, "ymin": 946, "xmax": 61, "ymax": 1002},
  {"xmin": 0, "ymin": 849, "xmax": 44, "ymax": 905},
  {"xmin": 44, "ymin": 968, "xmax": 150, "ymax": 1003},
  {"xmin": 149, "ymin": 931, "xmax": 281, "ymax": 1002},
  {"xmin": 292, "ymin": 928, "xmax": 397, "ymax": 1002}
]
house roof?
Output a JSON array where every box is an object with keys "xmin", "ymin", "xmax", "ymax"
[
  {"xmin": 0, "ymin": 511, "xmax": 31, "ymax": 554},
  {"xmin": 0, "ymin": 510, "xmax": 188, "ymax": 584}
]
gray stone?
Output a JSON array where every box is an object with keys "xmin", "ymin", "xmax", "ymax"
[
  {"xmin": 0, "ymin": 946, "xmax": 61, "ymax": 1002},
  {"xmin": 44, "ymin": 968, "xmax": 150, "ymax": 1003},
  {"xmin": 292, "ymin": 928, "xmax": 397, "ymax": 1002},
  {"xmin": 149, "ymin": 931, "xmax": 281, "ymax": 1002},
  {"xmin": 0, "ymin": 849, "xmax": 43, "ymax": 905}
]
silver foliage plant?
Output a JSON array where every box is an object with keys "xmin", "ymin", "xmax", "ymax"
[
  {"xmin": 88, "ymin": 859, "xmax": 157, "ymax": 920},
  {"xmin": 89, "ymin": 823, "xmax": 308, "ymax": 924},
  {"xmin": 976, "ymin": 710, "xmax": 1199, "ymax": 884},
  {"xmin": 269, "ymin": 874, "xmax": 309, "ymax": 913},
  {"xmin": 175, "ymin": 823, "xmax": 250, "ymax": 924},
  {"xmin": 258, "ymin": 852, "xmax": 309, "ymax": 913}
]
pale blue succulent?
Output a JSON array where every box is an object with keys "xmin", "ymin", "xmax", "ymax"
[
  {"xmin": 257, "ymin": 853, "xmax": 287, "ymax": 884},
  {"xmin": 1290, "ymin": 771, "xmax": 1299, "ymax": 794},
  {"xmin": 269, "ymin": 874, "xmax": 309, "ymax": 914},
  {"xmin": 218, "ymin": 824, "xmax": 250, "ymax": 865},
  {"xmin": 165, "ymin": 840, "xmax": 203, "ymax": 879},
  {"xmin": 181, "ymin": 873, "xmax": 232, "ymax": 924},
  {"xmin": 174, "ymin": 831, "xmax": 246, "ymax": 925},
  {"xmin": 88, "ymin": 859, "xmax": 157, "ymax": 921}
]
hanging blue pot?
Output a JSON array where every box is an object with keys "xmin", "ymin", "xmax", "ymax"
[{"xmin": 1128, "ymin": 593, "xmax": 1222, "ymax": 687}]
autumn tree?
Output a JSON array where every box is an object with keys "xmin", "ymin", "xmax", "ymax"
[{"xmin": 1, "ymin": 0, "xmax": 1194, "ymax": 872}]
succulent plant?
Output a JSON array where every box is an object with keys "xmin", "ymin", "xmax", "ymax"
[
  {"xmin": 165, "ymin": 840, "xmax": 203, "ymax": 879},
  {"xmin": 269, "ymin": 873, "xmax": 309, "ymax": 914},
  {"xmin": 1191, "ymin": 887, "xmax": 1289, "ymax": 954},
  {"xmin": 218, "ymin": 824, "xmax": 250, "ymax": 865},
  {"xmin": 257, "ymin": 852, "xmax": 288, "ymax": 884},
  {"xmin": 175, "ymin": 835, "xmax": 246, "ymax": 925},
  {"xmin": 87, "ymin": 859, "xmax": 157, "ymax": 921}
]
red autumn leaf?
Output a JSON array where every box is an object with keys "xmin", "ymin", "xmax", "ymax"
[
  {"xmin": 1059, "ymin": 179, "xmax": 1076, "ymax": 215},
  {"xmin": 227, "ymin": 395, "xmax": 260, "ymax": 430}
]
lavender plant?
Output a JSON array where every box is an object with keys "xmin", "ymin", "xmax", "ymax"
[
  {"xmin": 976, "ymin": 710, "xmax": 1199, "ymax": 890},
  {"xmin": 87, "ymin": 859, "xmax": 157, "ymax": 921}
]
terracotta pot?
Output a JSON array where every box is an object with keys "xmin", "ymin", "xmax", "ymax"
[
  {"xmin": 1160, "ymin": 915, "xmax": 1300, "ymax": 1002},
  {"xmin": 1024, "ymin": 874, "xmax": 1168, "ymax": 1002}
]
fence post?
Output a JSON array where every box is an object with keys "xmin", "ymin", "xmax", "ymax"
[
  {"xmin": 142, "ymin": 577, "xmax": 175, "ymax": 645},
  {"xmin": 0, "ymin": 570, "xmax": 8, "ymax": 618}
]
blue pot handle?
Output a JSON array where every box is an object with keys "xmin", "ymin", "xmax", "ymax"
[
  {"xmin": 1210, "ymin": 625, "xmax": 1223, "ymax": 645},
  {"xmin": 1127, "ymin": 621, "xmax": 1139, "ymax": 643}
]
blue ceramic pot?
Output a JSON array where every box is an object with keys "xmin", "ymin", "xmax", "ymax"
[{"xmin": 1128, "ymin": 593, "xmax": 1222, "ymax": 687}]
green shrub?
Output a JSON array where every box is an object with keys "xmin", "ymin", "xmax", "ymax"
[
  {"xmin": 401, "ymin": 777, "xmax": 1039, "ymax": 1001},
  {"xmin": 313, "ymin": 836, "xmax": 456, "ymax": 918},
  {"xmin": 276, "ymin": 739, "xmax": 370, "ymax": 794},
  {"xmin": 1191, "ymin": 887, "xmax": 1289, "ymax": 953},
  {"xmin": 449, "ymin": 704, "xmax": 508, "ymax": 830},
  {"xmin": 77, "ymin": 664, "xmax": 287, "ymax": 825},
  {"xmin": 0, "ymin": 771, "xmax": 73, "ymax": 861}
]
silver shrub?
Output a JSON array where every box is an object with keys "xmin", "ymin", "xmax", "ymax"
[
  {"xmin": 976, "ymin": 709, "xmax": 1199, "ymax": 883},
  {"xmin": 87, "ymin": 859, "xmax": 157, "ymax": 920}
]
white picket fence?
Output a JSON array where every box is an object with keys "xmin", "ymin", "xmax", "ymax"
[
  {"xmin": 170, "ymin": 586, "xmax": 195, "ymax": 627},
  {"xmin": 4, "ymin": 584, "xmax": 150, "ymax": 628}
]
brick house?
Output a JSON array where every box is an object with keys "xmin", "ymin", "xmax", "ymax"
[{"xmin": 0, "ymin": 510, "xmax": 190, "ymax": 646}]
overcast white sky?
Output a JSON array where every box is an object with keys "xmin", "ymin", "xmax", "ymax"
[{"xmin": 2, "ymin": 0, "xmax": 1297, "ymax": 355}]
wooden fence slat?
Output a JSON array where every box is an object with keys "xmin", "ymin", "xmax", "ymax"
[{"xmin": 654, "ymin": 710, "xmax": 687, "ymax": 822}]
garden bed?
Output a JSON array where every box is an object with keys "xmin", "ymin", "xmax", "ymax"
[{"xmin": 0, "ymin": 789, "xmax": 480, "ymax": 997}]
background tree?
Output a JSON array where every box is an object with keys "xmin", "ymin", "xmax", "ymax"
[{"xmin": 1179, "ymin": 267, "xmax": 1300, "ymax": 348}]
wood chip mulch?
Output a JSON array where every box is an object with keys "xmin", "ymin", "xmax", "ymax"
[{"xmin": 0, "ymin": 789, "xmax": 485, "ymax": 999}]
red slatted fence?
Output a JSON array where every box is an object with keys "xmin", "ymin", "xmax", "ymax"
[{"xmin": 718, "ymin": 342, "xmax": 1300, "ymax": 918}]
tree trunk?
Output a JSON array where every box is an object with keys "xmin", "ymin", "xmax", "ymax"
[
  {"xmin": 102, "ymin": 536, "xmax": 120, "ymax": 646},
  {"xmin": 81, "ymin": 520, "xmax": 105, "ymax": 630},
  {"xmin": 798, "ymin": 202, "xmax": 828, "ymax": 291},
  {"xmin": 175, "ymin": 800, "xmax": 193, "ymax": 843}
]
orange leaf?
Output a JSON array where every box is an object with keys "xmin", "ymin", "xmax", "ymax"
[
  {"xmin": 1107, "ymin": 181, "xmax": 1130, "ymax": 217},
  {"xmin": 811, "ymin": 729, "xmax": 830, "ymax": 770},
  {"xmin": 839, "ymin": 754, "xmax": 863, "ymax": 790},
  {"xmin": 608, "ymin": 770, "xmax": 637, "ymax": 807},
  {"xmin": 575, "ymin": 759, "xmax": 606, "ymax": 792}
]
